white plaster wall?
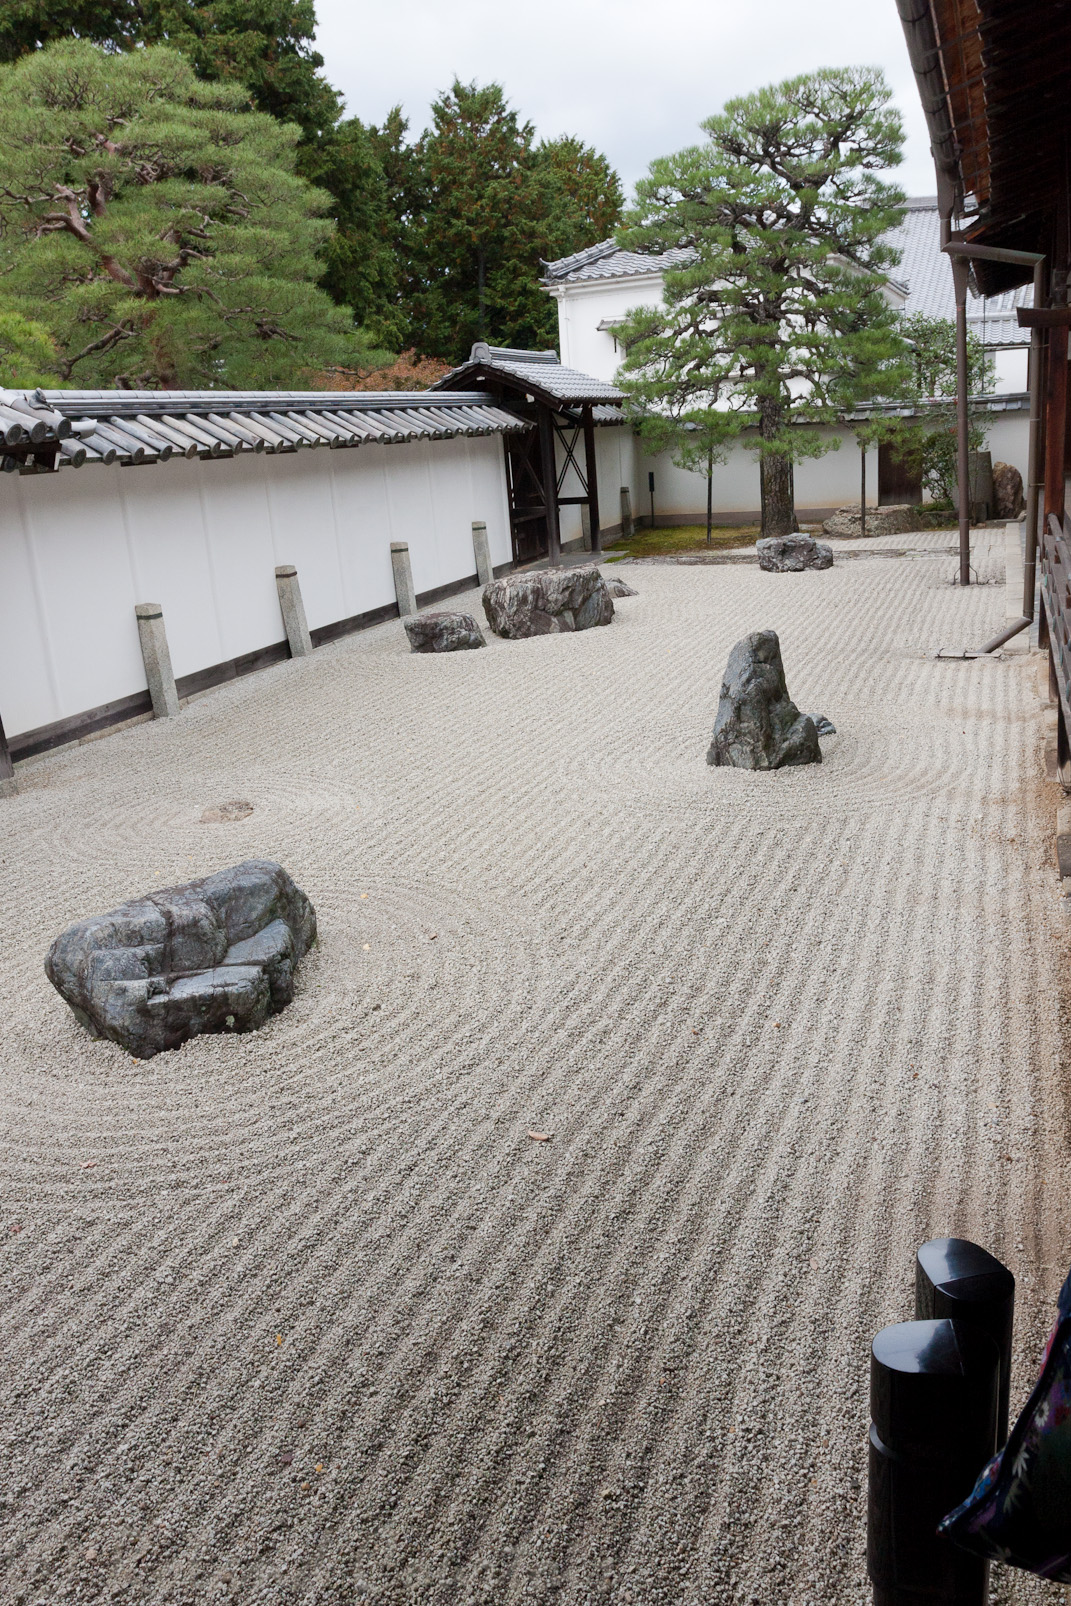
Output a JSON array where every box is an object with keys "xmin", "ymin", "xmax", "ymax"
[
  {"xmin": 989, "ymin": 347, "xmax": 1029, "ymax": 394},
  {"xmin": 635, "ymin": 428, "xmax": 878, "ymax": 520},
  {"xmin": 0, "ymin": 434, "xmax": 512, "ymax": 740},
  {"xmin": 552, "ymin": 278, "xmax": 664, "ymax": 384},
  {"xmin": 983, "ymin": 412, "xmax": 1030, "ymax": 482}
]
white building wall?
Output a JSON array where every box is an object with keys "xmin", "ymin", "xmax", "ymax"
[
  {"xmin": 553, "ymin": 272, "xmax": 1032, "ymax": 521},
  {"xmin": 0, "ymin": 434, "xmax": 512, "ymax": 742}
]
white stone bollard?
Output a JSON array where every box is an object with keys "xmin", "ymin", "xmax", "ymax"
[
  {"xmin": 471, "ymin": 521, "xmax": 494, "ymax": 587},
  {"xmin": 390, "ymin": 542, "xmax": 416, "ymax": 617},
  {"xmin": 135, "ymin": 603, "xmax": 180, "ymax": 718},
  {"xmin": 275, "ymin": 564, "xmax": 313, "ymax": 657}
]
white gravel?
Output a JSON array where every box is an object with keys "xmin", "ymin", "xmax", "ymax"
[{"xmin": 0, "ymin": 530, "xmax": 1068, "ymax": 1606}]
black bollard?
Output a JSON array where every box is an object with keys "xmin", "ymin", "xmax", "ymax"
[
  {"xmin": 868, "ymin": 1319, "xmax": 998, "ymax": 1606},
  {"xmin": 916, "ymin": 1238, "xmax": 1015, "ymax": 1445}
]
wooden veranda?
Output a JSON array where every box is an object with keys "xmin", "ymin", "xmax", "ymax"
[{"xmin": 899, "ymin": 0, "xmax": 1071, "ymax": 742}]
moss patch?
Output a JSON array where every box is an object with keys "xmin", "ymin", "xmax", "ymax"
[{"xmin": 604, "ymin": 524, "xmax": 760, "ymax": 560}]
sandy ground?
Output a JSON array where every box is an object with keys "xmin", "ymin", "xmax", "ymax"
[{"xmin": 1, "ymin": 531, "xmax": 1069, "ymax": 1606}]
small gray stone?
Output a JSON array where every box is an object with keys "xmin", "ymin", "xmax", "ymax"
[
  {"xmin": 45, "ymin": 860, "xmax": 317, "ymax": 1058},
  {"xmin": 810, "ymin": 716, "xmax": 836, "ymax": 738},
  {"xmin": 404, "ymin": 612, "xmax": 486, "ymax": 653},
  {"xmin": 756, "ymin": 535, "xmax": 833, "ymax": 572},
  {"xmin": 603, "ymin": 575, "xmax": 638, "ymax": 598},
  {"xmin": 482, "ymin": 565, "xmax": 614, "ymax": 639},
  {"xmin": 707, "ymin": 631, "xmax": 821, "ymax": 770}
]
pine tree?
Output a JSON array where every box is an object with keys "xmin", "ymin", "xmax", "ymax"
[
  {"xmin": 0, "ymin": 41, "xmax": 362, "ymax": 388},
  {"xmin": 616, "ymin": 68, "xmax": 907, "ymax": 536}
]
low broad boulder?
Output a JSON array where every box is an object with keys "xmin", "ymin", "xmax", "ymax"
[
  {"xmin": 404, "ymin": 611, "xmax": 485, "ymax": 653},
  {"xmin": 482, "ymin": 565, "xmax": 614, "ymax": 639},
  {"xmin": 822, "ymin": 504, "xmax": 921, "ymax": 539},
  {"xmin": 604, "ymin": 574, "xmax": 638, "ymax": 598},
  {"xmin": 756, "ymin": 534, "xmax": 833, "ymax": 572},
  {"xmin": 45, "ymin": 860, "xmax": 317, "ymax": 1058},
  {"xmin": 707, "ymin": 631, "xmax": 822, "ymax": 770},
  {"xmin": 992, "ymin": 461, "xmax": 1024, "ymax": 520}
]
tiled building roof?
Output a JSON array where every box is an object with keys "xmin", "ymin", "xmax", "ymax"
[
  {"xmin": 430, "ymin": 344, "xmax": 626, "ymax": 406},
  {"xmin": 543, "ymin": 198, "xmax": 1032, "ymax": 346}
]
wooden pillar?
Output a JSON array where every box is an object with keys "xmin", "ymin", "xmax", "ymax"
[
  {"xmin": 0, "ymin": 710, "xmax": 15, "ymax": 798},
  {"xmin": 582, "ymin": 404, "xmax": 601, "ymax": 555},
  {"xmin": 538, "ymin": 406, "xmax": 561, "ymax": 566},
  {"xmin": 1044, "ymin": 323, "xmax": 1069, "ymax": 526}
]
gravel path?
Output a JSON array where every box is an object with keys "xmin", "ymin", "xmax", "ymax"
[{"xmin": 1, "ymin": 532, "xmax": 1069, "ymax": 1606}]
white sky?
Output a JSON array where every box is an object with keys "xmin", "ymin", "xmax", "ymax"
[{"xmin": 314, "ymin": 0, "xmax": 935, "ymax": 201}]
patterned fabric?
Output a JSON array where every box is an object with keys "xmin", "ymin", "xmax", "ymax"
[{"xmin": 939, "ymin": 1267, "xmax": 1071, "ymax": 1580}]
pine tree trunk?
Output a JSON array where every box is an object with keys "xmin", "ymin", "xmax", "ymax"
[
  {"xmin": 758, "ymin": 398, "xmax": 795, "ymax": 536},
  {"xmin": 477, "ymin": 249, "xmax": 487, "ymax": 342}
]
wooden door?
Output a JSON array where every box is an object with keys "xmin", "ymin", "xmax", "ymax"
[
  {"xmin": 878, "ymin": 443, "xmax": 923, "ymax": 506},
  {"xmin": 504, "ymin": 431, "xmax": 549, "ymax": 565}
]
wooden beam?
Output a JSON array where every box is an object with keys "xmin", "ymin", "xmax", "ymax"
[
  {"xmin": 0, "ymin": 709, "xmax": 15, "ymax": 796},
  {"xmin": 538, "ymin": 406, "xmax": 561, "ymax": 566},
  {"xmin": 582, "ymin": 404, "xmax": 601, "ymax": 555},
  {"xmin": 1018, "ymin": 307, "xmax": 1071, "ymax": 328},
  {"xmin": 1043, "ymin": 324, "xmax": 1069, "ymax": 525}
]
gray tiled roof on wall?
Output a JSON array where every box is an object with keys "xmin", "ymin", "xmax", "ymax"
[{"xmin": 0, "ymin": 388, "xmax": 531, "ymax": 474}]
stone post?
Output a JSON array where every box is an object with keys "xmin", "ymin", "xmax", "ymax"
[
  {"xmin": 135, "ymin": 603, "xmax": 180, "ymax": 719},
  {"xmin": 620, "ymin": 486, "xmax": 633, "ymax": 539},
  {"xmin": 275, "ymin": 564, "xmax": 313, "ymax": 657},
  {"xmin": 471, "ymin": 521, "xmax": 494, "ymax": 587},
  {"xmin": 390, "ymin": 542, "xmax": 416, "ymax": 617},
  {"xmin": 580, "ymin": 504, "xmax": 592, "ymax": 552}
]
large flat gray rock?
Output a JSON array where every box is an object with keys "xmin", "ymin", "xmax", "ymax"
[
  {"xmin": 822, "ymin": 504, "xmax": 921, "ymax": 538},
  {"xmin": 482, "ymin": 565, "xmax": 614, "ymax": 639},
  {"xmin": 756, "ymin": 535, "xmax": 833, "ymax": 572},
  {"xmin": 45, "ymin": 859, "xmax": 317, "ymax": 1058},
  {"xmin": 707, "ymin": 631, "xmax": 822, "ymax": 770}
]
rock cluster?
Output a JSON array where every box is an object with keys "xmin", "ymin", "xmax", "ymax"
[
  {"xmin": 992, "ymin": 461, "xmax": 1024, "ymax": 520},
  {"xmin": 707, "ymin": 631, "xmax": 824, "ymax": 770},
  {"xmin": 45, "ymin": 860, "xmax": 317, "ymax": 1058},
  {"xmin": 603, "ymin": 574, "xmax": 638, "ymax": 598},
  {"xmin": 404, "ymin": 612, "xmax": 486, "ymax": 653},
  {"xmin": 822, "ymin": 504, "xmax": 921, "ymax": 538},
  {"xmin": 756, "ymin": 535, "xmax": 833, "ymax": 572},
  {"xmin": 482, "ymin": 565, "xmax": 614, "ymax": 639}
]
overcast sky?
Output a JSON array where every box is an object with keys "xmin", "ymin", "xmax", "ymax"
[{"xmin": 314, "ymin": 0, "xmax": 935, "ymax": 200}]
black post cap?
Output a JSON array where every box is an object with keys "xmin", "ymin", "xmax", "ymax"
[
  {"xmin": 871, "ymin": 1319, "xmax": 999, "ymax": 1463},
  {"xmin": 916, "ymin": 1238, "xmax": 1015, "ymax": 1443}
]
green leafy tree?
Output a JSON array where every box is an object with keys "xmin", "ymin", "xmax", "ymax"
[
  {"xmin": 616, "ymin": 67, "xmax": 908, "ymax": 536},
  {"xmin": 0, "ymin": 41, "xmax": 363, "ymax": 388},
  {"xmin": 408, "ymin": 80, "xmax": 624, "ymax": 360},
  {"xmin": 885, "ymin": 312, "xmax": 994, "ymax": 505}
]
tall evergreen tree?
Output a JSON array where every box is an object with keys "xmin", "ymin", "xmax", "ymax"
[
  {"xmin": 535, "ymin": 136, "xmax": 623, "ymax": 244},
  {"xmin": 0, "ymin": 41, "xmax": 361, "ymax": 387},
  {"xmin": 616, "ymin": 68, "xmax": 907, "ymax": 536},
  {"xmin": 408, "ymin": 80, "xmax": 624, "ymax": 361}
]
